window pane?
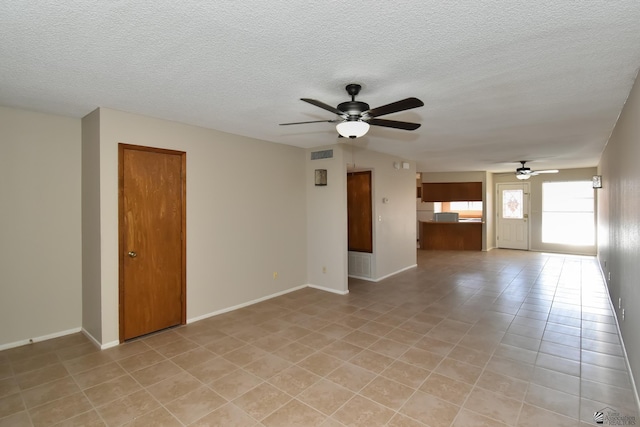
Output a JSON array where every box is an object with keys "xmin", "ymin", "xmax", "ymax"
[
  {"xmin": 542, "ymin": 181, "xmax": 594, "ymax": 245},
  {"xmin": 502, "ymin": 189, "xmax": 523, "ymax": 219}
]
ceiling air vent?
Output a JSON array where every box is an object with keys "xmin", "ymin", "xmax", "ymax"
[{"xmin": 311, "ymin": 149, "xmax": 333, "ymax": 160}]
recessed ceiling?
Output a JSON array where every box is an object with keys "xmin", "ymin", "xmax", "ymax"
[{"xmin": 2, "ymin": 2, "xmax": 640, "ymax": 172}]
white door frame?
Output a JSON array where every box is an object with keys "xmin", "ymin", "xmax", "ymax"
[{"xmin": 496, "ymin": 182, "xmax": 530, "ymax": 250}]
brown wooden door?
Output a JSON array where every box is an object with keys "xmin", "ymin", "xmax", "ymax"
[
  {"xmin": 119, "ymin": 144, "xmax": 186, "ymax": 341},
  {"xmin": 347, "ymin": 171, "xmax": 373, "ymax": 253}
]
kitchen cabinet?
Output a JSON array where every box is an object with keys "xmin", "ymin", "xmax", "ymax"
[
  {"xmin": 421, "ymin": 182, "xmax": 482, "ymax": 202},
  {"xmin": 419, "ymin": 221, "xmax": 482, "ymax": 250}
]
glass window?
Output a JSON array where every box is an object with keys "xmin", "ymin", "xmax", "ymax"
[
  {"xmin": 502, "ymin": 189, "xmax": 523, "ymax": 219},
  {"xmin": 542, "ymin": 181, "xmax": 594, "ymax": 245},
  {"xmin": 450, "ymin": 201, "xmax": 483, "ymax": 211}
]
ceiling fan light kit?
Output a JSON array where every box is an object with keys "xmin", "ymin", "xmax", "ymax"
[
  {"xmin": 336, "ymin": 120, "xmax": 370, "ymax": 138},
  {"xmin": 280, "ymin": 83, "xmax": 424, "ymax": 138}
]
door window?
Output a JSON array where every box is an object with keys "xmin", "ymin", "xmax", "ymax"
[{"xmin": 502, "ymin": 189, "xmax": 523, "ymax": 219}]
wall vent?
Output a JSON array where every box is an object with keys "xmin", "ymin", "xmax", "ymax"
[{"xmin": 311, "ymin": 149, "xmax": 333, "ymax": 160}]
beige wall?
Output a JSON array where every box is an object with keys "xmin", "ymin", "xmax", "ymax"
[
  {"xmin": 349, "ymin": 147, "xmax": 418, "ymax": 279},
  {"xmin": 90, "ymin": 108, "xmax": 309, "ymax": 345},
  {"xmin": 598, "ymin": 70, "xmax": 640, "ymax": 387},
  {"xmin": 306, "ymin": 144, "xmax": 349, "ymax": 293},
  {"xmin": 81, "ymin": 109, "xmax": 102, "ymax": 343},
  {"xmin": 0, "ymin": 107, "xmax": 82, "ymax": 347}
]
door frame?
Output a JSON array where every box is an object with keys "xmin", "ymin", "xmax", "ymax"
[
  {"xmin": 496, "ymin": 182, "xmax": 530, "ymax": 250},
  {"xmin": 118, "ymin": 143, "xmax": 187, "ymax": 342}
]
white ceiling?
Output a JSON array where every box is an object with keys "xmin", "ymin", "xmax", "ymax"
[{"xmin": 2, "ymin": 1, "xmax": 640, "ymax": 173}]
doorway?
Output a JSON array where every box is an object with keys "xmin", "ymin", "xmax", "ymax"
[
  {"xmin": 347, "ymin": 171, "xmax": 373, "ymax": 253},
  {"xmin": 496, "ymin": 182, "xmax": 529, "ymax": 250},
  {"xmin": 119, "ymin": 144, "xmax": 186, "ymax": 341}
]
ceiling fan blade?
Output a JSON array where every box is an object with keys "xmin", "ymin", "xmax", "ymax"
[
  {"xmin": 534, "ymin": 169, "xmax": 559, "ymax": 174},
  {"xmin": 279, "ymin": 119, "xmax": 337, "ymax": 126},
  {"xmin": 300, "ymin": 98, "xmax": 343, "ymax": 115},
  {"xmin": 368, "ymin": 118, "xmax": 421, "ymax": 131},
  {"xmin": 367, "ymin": 97, "xmax": 424, "ymax": 117}
]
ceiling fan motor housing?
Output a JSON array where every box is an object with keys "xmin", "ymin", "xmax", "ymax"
[{"xmin": 338, "ymin": 101, "xmax": 370, "ymax": 117}]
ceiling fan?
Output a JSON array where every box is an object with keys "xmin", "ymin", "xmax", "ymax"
[
  {"xmin": 280, "ymin": 84, "xmax": 424, "ymax": 138},
  {"xmin": 515, "ymin": 161, "xmax": 559, "ymax": 180}
]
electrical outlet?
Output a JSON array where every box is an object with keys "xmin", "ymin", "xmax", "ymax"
[
  {"xmin": 622, "ymin": 308, "xmax": 625, "ymax": 321},
  {"xmin": 273, "ymin": 272, "xmax": 278, "ymax": 279},
  {"xmin": 322, "ymin": 266, "xmax": 327, "ymax": 274},
  {"xmin": 608, "ymin": 272, "xmax": 611, "ymax": 281}
]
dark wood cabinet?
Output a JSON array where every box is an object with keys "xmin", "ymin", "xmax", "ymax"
[
  {"xmin": 421, "ymin": 182, "xmax": 482, "ymax": 202},
  {"xmin": 420, "ymin": 221, "xmax": 482, "ymax": 250}
]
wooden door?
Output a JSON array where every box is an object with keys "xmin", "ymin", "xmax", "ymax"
[
  {"xmin": 496, "ymin": 183, "xmax": 529, "ymax": 250},
  {"xmin": 347, "ymin": 171, "xmax": 373, "ymax": 253},
  {"xmin": 119, "ymin": 144, "xmax": 186, "ymax": 341}
]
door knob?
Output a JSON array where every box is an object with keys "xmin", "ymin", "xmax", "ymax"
[{"xmin": 128, "ymin": 251, "xmax": 137, "ymax": 258}]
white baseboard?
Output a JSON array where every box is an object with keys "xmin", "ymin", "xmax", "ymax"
[
  {"xmin": 81, "ymin": 328, "xmax": 119, "ymax": 350},
  {"xmin": 307, "ymin": 284, "xmax": 349, "ymax": 295},
  {"xmin": 187, "ymin": 284, "xmax": 308, "ymax": 324},
  {"xmin": 350, "ymin": 263, "xmax": 417, "ymax": 283},
  {"xmin": 0, "ymin": 327, "xmax": 81, "ymax": 352}
]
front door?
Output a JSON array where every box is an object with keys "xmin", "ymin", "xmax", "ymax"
[
  {"xmin": 497, "ymin": 183, "xmax": 529, "ymax": 250},
  {"xmin": 119, "ymin": 144, "xmax": 186, "ymax": 341}
]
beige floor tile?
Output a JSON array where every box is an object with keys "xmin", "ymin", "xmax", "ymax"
[
  {"xmin": 420, "ymin": 373, "xmax": 472, "ymax": 406},
  {"xmin": 475, "ymin": 370, "xmax": 528, "ymax": 401},
  {"xmin": 400, "ymin": 390, "xmax": 459, "ymax": 427},
  {"xmin": 146, "ymin": 371, "xmax": 202, "ymax": 404},
  {"xmin": 297, "ymin": 352, "xmax": 343, "ymax": 377},
  {"xmin": 321, "ymin": 340, "xmax": 365, "ymax": 361},
  {"xmin": 170, "ymin": 347, "xmax": 217, "ymax": 370},
  {"xmin": 333, "ymin": 395, "xmax": 395, "ymax": 427},
  {"xmin": 47, "ymin": 410, "xmax": 105, "ymax": 427},
  {"xmin": 29, "ymin": 392, "xmax": 92, "ymax": 427},
  {"xmin": 1, "ymin": 250, "xmax": 638, "ymax": 427},
  {"xmin": 130, "ymin": 360, "xmax": 183, "ymax": 387},
  {"xmin": 95, "ymin": 389, "xmax": 159, "ymax": 426},
  {"xmin": 233, "ymin": 382, "xmax": 291, "ymax": 421},
  {"xmin": 360, "ymin": 376, "xmax": 415, "ymax": 410},
  {"xmin": 463, "ymin": 387, "xmax": 522, "ymax": 425},
  {"xmin": 434, "ymin": 358, "xmax": 483, "ymax": 385},
  {"xmin": 517, "ymin": 403, "xmax": 579, "ymax": 427},
  {"xmin": 0, "ymin": 393, "xmax": 25, "ymax": 419},
  {"xmin": 297, "ymin": 379, "xmax": 354, "ymax": 415},
  {"xmin": 84, "ymin": 374, "xmax": 141, "ymax": 407},
  {"xmin": 525, "ymin": 383, "xmax": 580, "ymax": 419},
  {"xmin": 164, "ymin": 386, "xmax": 227, "ymax": 425},
  {"xmin": 453, "ymin": 408, "xmax": 509, "ymax": 426},
  {"xmin": 21, "ymin": 376, "xmax": 80, "ymax": 409},
  {"xmin": 325, "ymin": 362, "xmax": 376, "ymax": 392},
  {"xmin": 185, "ymin": 356, "xmax": 238, "ymax": 383},
  {"xmin": 62, "ymin": 351, "xmax": 113, "ymax": 375},
  {"xmin": 268, "ymin": 365, "xmax": 321, "ymax": 396},
  {"xmin": 72, "ymin": 362, "xmax": 125, "ymax": 390},
  {"xmin": 387, "ymin": 413, "xmax": 428, "ymax": 427},
  {"xmin": 381, "ymin": 361, "xmax": 430, "ymax": 391},
  {"xmin": 117, "ymin": 350, "xmax": 165, "ymax": 373},
  {"xmin": 16, "ymin": 363, "xmax": 69, "ymax": 390},
  {"xmin": 348, "ymin": 349, "xmax": 394, "ymax": 374},
  {"xmin": 189, "ymin": 402, "xmax": 258, "ymax": 426},
  {"xmin": 211, "ymin": 369, "xmax": 264, "ymax": 400}
]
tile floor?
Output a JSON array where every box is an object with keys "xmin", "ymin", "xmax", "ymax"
[{"xmin": 1, "ymin": 249, "xmax": 638, "ymax": 426}]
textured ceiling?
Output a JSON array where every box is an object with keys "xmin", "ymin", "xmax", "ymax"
[{"xmin": 2, "ymin": 1, "xmax": 640, "ymax": 172}]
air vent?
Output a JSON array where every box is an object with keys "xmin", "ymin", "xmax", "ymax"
[{"xmin": 311, "ymin": 149, "xmax": 333, "ymax": 160}]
